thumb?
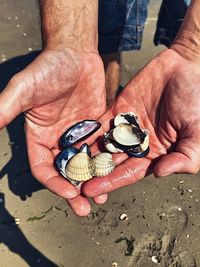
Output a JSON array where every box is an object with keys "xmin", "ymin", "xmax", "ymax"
[
  {"xmin": 0, "ymin": 73, "xmax": 30, "ymax": 129},
  {"xmin": 154, "ymin": 138, "xmax": 200, "ymax": 176}
]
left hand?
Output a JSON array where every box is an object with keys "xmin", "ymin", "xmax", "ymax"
[
  {"xmin": 83, "ymin": 48, "xmax": 200, "ymax": 198},
  {"xmin": 0, "ymin": 48, "xmax": 107, "ymax": 216}
]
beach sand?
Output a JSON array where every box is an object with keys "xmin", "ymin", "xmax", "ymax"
[{"xmin": 0, "ymin": 1, "xmax": 199, "ymax": 266}]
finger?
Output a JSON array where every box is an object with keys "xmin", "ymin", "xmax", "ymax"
[
  {"xmin": 67, "ymin": 195, "xmax": 91, "ymax": 216},
  {"xmin": 27, "ymin": 141, "xmax": 78, "ymax": 199},
  {"xmin": 93, "ymin": 194, "xmax": 108, "ymax": 204},
  {"xmin": 0, "ymin": 72, "xmax": 31, "ymax": 129},
  {"xmin": 83, "ymin": 157, "xmax": 151, "ymax": 197},
  {"xmin": 154, "ymin": 138, "xmax": 200, "ymax": 176}
]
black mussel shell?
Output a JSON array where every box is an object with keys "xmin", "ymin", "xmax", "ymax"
[
  {"xmin": 79, "ymin": 143, "xmax": 91, "ymax": 157},
  {"xmin": 127, "ymin": 146, "xmax": 150, "ymax": 158},
  {"xmin": 123, "ymin": 113, "xmax": 140, "ymax": 128},
  {"xmin": 66, "ymin": 178, "xmax": 80, "ymax": 186},
  {"xmin": 59, "ymin": 120, "xmax": 101, "ymax": 149},
  {"xmin": 132, "ymin": 127, "xmax": 146, "ymax": 143},
  {"xmin": 55, "ymin": 147, "xmax": 79, "ymax": 178}
]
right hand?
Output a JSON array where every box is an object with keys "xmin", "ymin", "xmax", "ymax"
[{"xmin": 83, "ymin": 48, "xmax": 200, "ymax": 199}]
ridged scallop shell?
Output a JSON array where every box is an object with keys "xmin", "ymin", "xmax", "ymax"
[
  {"xmin": 93, "ymin": 153, "xmax": 115, "ymax": 177},
  {"xmin": 65, "ymin": 152, "xmax": 95, "ymax": 182}
]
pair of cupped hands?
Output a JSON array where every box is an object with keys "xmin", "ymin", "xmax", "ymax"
[{"xmin": 0, "ymin": 46, "xmax": 200, "ymax": 216}]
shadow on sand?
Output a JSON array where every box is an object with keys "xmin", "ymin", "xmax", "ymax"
[
  {"xmin": 0, "ymin": 51, "xmax": 43, "ymax": 200},
  {"xmin": 0, "ymin": 52, "xmax": 58, "ymax": 266}
]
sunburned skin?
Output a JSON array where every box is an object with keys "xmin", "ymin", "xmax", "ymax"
[
  {"xmin": 0, "ymin": 0, "xmax": 200, "ymax": 216},
  {"xmin": 172, "ymin": 0, "xmax": 200, "ymax": 62}
]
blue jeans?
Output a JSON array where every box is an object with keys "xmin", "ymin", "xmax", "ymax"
[
  {"xmin": 98, "ymin": 0, "xmax": 191, "ymax": 54},
  {"xmin": 154, "ymin": 0, "xmax": 191, "ymax": 47}
]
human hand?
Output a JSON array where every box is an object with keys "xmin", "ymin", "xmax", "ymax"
[
  {"xmin": 83, "ymin": 48, "xmax": 200, "ymax": 198},
  {"xmin": 0, "ymin": 48, "xmax": 106, "ymax": 215}
]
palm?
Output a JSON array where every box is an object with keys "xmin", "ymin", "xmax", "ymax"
[
  {"xmin": 0, "ymin": 48, "xmax": 106, "ymax": 202},
  {"xmin": 83, "ymin": 49, "xmax": 200, "ymax": 197}
]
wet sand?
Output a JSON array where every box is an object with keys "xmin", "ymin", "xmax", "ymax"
[{"xmin": 0, "ymin": 1, "xmax": 200, "ymax": 266}]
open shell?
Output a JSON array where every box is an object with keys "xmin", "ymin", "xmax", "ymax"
[
  {"xmin": 55, "ymin": 147, "xmax": 79, "ymax": 178},
  {"xmin": 93, "ymin": 153, "xmax": 115, "ymax": 177},
  {"xmin": 127, "ymin": 146, "xmax": 150, "ymax": 158},
  {"xmin": 104, "ymin": 132, "xmax": 124, "ymax": 153},
  {"xmin": 65, "ymin": 152, "xmax": 95, "ymax": 182},
  {"xmin": 140, "ymin": 130, "xmax": 149, "ymax": 152},
  {"xmin": 104, "ymin": 112, "xmax": 150, "ymax": 158},
  {"xmin": 59, "ymin": 120, "xmax": 101, "ymax": 149},
  {"xmin": 79, "ymin": 143, "xmax": 91, "ymax": 157},
  {"xmin": 113, "ymin": 124, "xmax": 141, "ymax": 146},
  {"xmin": 114, "ymin": 112, "xmax": 139, "ymax": 127}
]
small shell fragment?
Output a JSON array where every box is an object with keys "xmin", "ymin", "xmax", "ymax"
[
  {"xmin": 119, "ymin": 213, "xmax": 128, "ymax": 221},
  {"xmin": 65, "ymin": 152, "xmax": 95, "ymax": 182},
  {"xmin": 93, "ymin": 153, "xmax": 115, "ymax": 177},
  {"xmin": 151, "ymin": 255, "xmax": 159, "ymax": 264},
  {"xmin": 14, "ymin": 218, "xmax": 20, "ymax": 225}
]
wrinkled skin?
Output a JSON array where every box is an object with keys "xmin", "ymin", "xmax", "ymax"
[
  {"xmin": 1, "ymin": 47, "xmax": 200, "ymax": 217},
  {"xmin": 83, "ymin": 48, "xmax": 200, "ymax": 198},
  {"xmin": 0, "ymin": 48, "xmax": 107, "ymax": 216}
]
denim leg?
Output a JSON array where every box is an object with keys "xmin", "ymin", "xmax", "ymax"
[
  {"xmin": 98, "ymin": 0, "xmax": 149, "ymax": 54},
  {"xmin": 154, "ymin": 0, "xmax": 191, "ymax": 47}
]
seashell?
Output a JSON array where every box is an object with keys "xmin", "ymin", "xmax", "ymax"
[
  {"xmin": 93, "ymin": 153, "xmax": 115, "ymax": 177},
  {"xmin": 127, "ymin": 129, "xmax": 149, "ymax": 157},
  {"xmin": 151, "ymin": 256, "xmax": 159, "ymax": 264},
  {"xmin": 104, "ymin": 123, "xmax": 149, "ymax": 157},
  {"xmin": 79, "ymin": 143, "xmax": 91, "ymax": 157},
  {"xmin": 113, "ymin": 124, "xmax": 142, "ymax": 146},
  {"xmin": 140, "ymin": 129, "xmax": 149, "ymax": 152},
  {"xmin": 119, "ymin": 213, "xmax": 129, "ymax": 221},
  {"xmin": 65, "ymin": 152, "xmax": 95, "ymax": 182},
  {"xmin": 104, "ymin": 132, "xmax": 123, "ymax": 153},
  {"xmin": 55, "ymin": 147, "xmax": 79, "ymax": 179},
  {"xmin": 127, "ymin": 146, "xmax": 150, "ymax": 158},
  {"xmin": 59, "ymin": 120, "xmax": 101, "ymax": 149},
  {"xmin": 114, "ymin": 112, "xmax": 139, "ymax": 128}
]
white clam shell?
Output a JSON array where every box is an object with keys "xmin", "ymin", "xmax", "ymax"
[
  {"xmin": 93, "ymin": 153, "xmax": 115, "ymax": 177},
  {"xmin": 104, "ymin": 133, "xmax": 123, "ymax": 153},
  {"xmin": 113, "ymin": 124, "xmax": 141, "ymax": 146},
  {"xmin": 114, "ymin": 112, "xmax": 138, "ymax": 127},
  {"xmin": 65, "ymin": 152, "xmax": 95, "ymax": 182},
  {"xmin": 105, "ymin": 142, "xmax": 123, "ymax": 153}
]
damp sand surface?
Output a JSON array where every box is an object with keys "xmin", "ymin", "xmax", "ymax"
[{"xmin": 0, "ymin": 1, "xmax": 200, "ymax": 266}]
